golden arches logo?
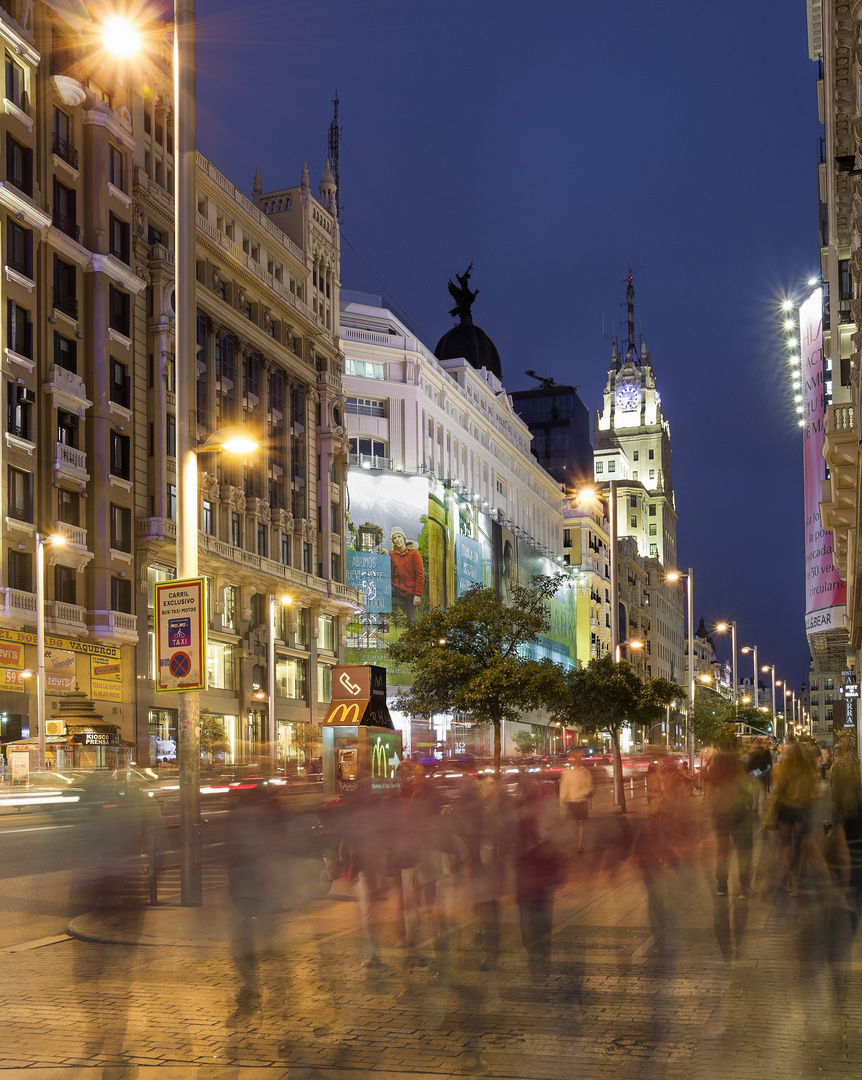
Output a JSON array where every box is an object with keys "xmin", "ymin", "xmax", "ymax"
[
  {"xmin": 371, "ymin": 736, "xmax": 387, "ymax": 778},
  {"xmin": 327, "ymin": 702, "xmax": 360, "ymax": 725}
]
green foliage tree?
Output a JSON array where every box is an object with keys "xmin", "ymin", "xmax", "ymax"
[
  {"xmin": 690, "ymin": 693, "xmax": 737, "ymax": 745},
  {"xmin": 388, "ymin": 574, "xmax": 569, "ymax": 772},
  {"xmin": 553, "ymin": 654, "xmax": 682, "ymax": 813},
  {"xmin": 200, "ymin": 712, "xmax": 228, "ymax": 764},
  {"xmin": 513, "ymin": 731, "xmax": 540, "ymax": 756}
]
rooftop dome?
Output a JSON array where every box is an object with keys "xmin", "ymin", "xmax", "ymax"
[{"xmin": 434, "ymin": 264, "xmax": 502, "ymax": 381}]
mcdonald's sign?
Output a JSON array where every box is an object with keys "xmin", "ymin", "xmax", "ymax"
[{"xmin": 322, "ymin": 700, "xmax": 366, "ymax": 726}]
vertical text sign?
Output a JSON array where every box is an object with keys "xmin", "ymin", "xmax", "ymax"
[{"xmin": 155, "ymin": 578, "xmax": 207, "ymax": 692}]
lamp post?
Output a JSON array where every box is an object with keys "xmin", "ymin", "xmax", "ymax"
[
  {"xmin": 35, "ymin": 533, "xmax": 65, "ymax": 770},
  {"xmin": 715, "ymin": 621, "xmax": 738, "ymax": 706},
  {"xmin": 740, "ymin": 645, "xmax": 759, "ymax": 716},
  {"xmin": 268, "ymin": 594, "xmax": 292, "ymax": 773},
  {"xmin": 762, "ymin": 664, "xmax": 776, "ymax": 734},
  {"xmin": 667, "ymin": 568, "xmax": 694, "ymax": 769}
]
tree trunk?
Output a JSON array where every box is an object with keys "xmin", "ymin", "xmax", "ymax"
[
  {"xmin": 493, "ymin": 719, "xmax": 501, "ymax": 775},
  {"xmin": 611, "ymin": 728, "xmax": 628, "ymax": 813}
]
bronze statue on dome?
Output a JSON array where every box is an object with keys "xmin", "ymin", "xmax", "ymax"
[{"xmin": 447, "ymin": 262, "xmax": 479, "ymax": 321}]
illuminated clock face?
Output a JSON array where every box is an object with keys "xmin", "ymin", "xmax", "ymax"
[{"xmin": 616, "ymin": 382, "xmax": 639, "ymax": 411}]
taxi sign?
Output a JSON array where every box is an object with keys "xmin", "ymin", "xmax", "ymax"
[{"xmin": 155, "ymin": 578, "xmax": 206, "ymax": 692}]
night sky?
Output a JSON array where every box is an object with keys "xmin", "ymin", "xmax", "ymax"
[{"xmin": 191, "ymin": 0, "xmax": 819, "ymax": 692}]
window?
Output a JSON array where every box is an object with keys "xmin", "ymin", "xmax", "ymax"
[
  {"xmin": 109, "ymin": 213, "xmax": 130, "ymax": 264},
  {"xmin": 330, "ymin": 502, "xmax": 340, "ymax": 534},
  {"xmin": 8, "ymin": 549, "xmax": 30, "ymax": 592},
  {"xmin": 202, "ymin": 500, "xmax": 214, "ymax": 536},
  {"xmin": 630, "ymin": 495, "xmax": 637, "ymax": 508},
  {"xmin": 318, "ymin": 613, "xmax": 335, "ymax": 651},
  {"xmin": 147, "ymin": 224, "xmax": 162, "ymax": 246},
  {"xmin": 59, "ymin": 489, "xmax": 79, "ymax": 527},
  {"xmin": 296, "ymin": 607, "xmax": 310, "ymax": 648},
  {"xmin": 317, "ymin": 663, "xmax": 332, "ymax": 705},
  {"xmin": 54, "ymin": 332, "xmax": 76, "ymax": 372},
  {"xmin": 331, "ymin": 552, "xmax": 340, "ymax": 581},
  {"xmin": 257, "ymin": 523, "xmax": 267, "ymax": 557},
  {"xmin": 607, "ymin": 461, "xmax": 616, "ymax": 473},
  {"xmin": 109, "ymin": 286, "xmax": 130, "ymax": 336},
  {"xmin": 111, "ymin": 577, "xmax": 132, "ymax": 613},
  {"xmin": 649, "ymin": 523, "xmax": 657, "ymax": 537},
  {"xmin": 6, "ymin": 219, "xmax": 31, "ymax": 277},
  {"xmin": 7, "ymin": 466, "xmax": 31, "ymax": 521},
  {"xmin": 276, "ymin": 657, "xmax": 307, "ymax": 700},
  {"xmin": 207, "ymin": 641, "xmax": 235, "ymax": 690},
  {"xmin": 303, "ymin": 542, "xmax": 311, "ymax": 573},
  {"xmin": 54, "ymin": 565, "xmax": 76, "ymax": 605},
  {"xmin": 343, "ymin": 358, "xmax": 385, "ymax": 380},
  {"xmin": 110, "ymin": 431, "xmax": 130, "ymax": 478},
  {"xmin": 52, "ymin": 178, "xmax": 77, "ymax": 240},
  {"xmin": 109, "ymin": 144, "xmax": 124, "ymax": 190},
  {"xmin": 630, "ymin": 516, "xmax": 637, "ymax": 528},
  {"xmin": 563, "ymin": 529, "xmax": 571, "ymax": 548},
  {"xmin": 650, "ymin": 543, "xmax": 658, "ymax": 558},
  {"xmin": 57, "ymin": 410, "xmax": 78, "ymax": 446},
  {"xmin": 345, "ymin": 396, "xmax": 386, "ymax": 417},
  {"xmin": 6, "ymin": 383, "xmax": 32, "ymax": 440},
  {"xmin": 52, "ymin": 107, "xmax": 77, "ymax": 168},
  {"xmin": 648, "ymin": 449, "xmax": 655, "ymax": 460},
  {"xmin": 595, "ymin": 461, "xmax": 603, "ymax": 474},
  {"xmin": 649, "ymin": 505, "xmax": 656, "ymax": 517},
  {"xmin": 7, "ymin": 300, "xmax": 31, "ymax": 358},
  {"xmin": 166, "ymin": 413, "xmax": 176, "ymax": 457},
  {"xmin": 6, "ymin": 134, "xmax": 32, "ymax": 195},
  {"xmin": 632, "ymin": 471, "xmax": 638, "ymax": 480},
  {"xmin": 5, "ymin": 57, "xmax": 25, "ymax": 109},
  {"xmin": 110, "ymin": 503, "xmax": 132, "ymax": 551},
  {"xmin": 53, "ymin": 255, "xmax": 77, "ymax": 319},
  {"xmin": 349, "ymin": 437, "xmax": 387, "ymax": 460},
  {"xmin": 633, "ymin": 451, "xmax": 639, "ymax": 461},
  {"xmin": 281, "ymin": 532, "xmax": 290, "ymax": 565},
  {"xmin": 109, "ymin": 357, "xmax": 130, "ymax": 409},
  {"xmin": 231, "ymin": 512, "xmax": 241, "ymax": 548},
  {"xmin": 167, "ymin": 484, "xmax": 177, "ymax": 521},
  {"xmin": 223, "ymin": 585, "xmax": 237, "ymax": 630},
  {"xmin": 648, "ymin": 469, "xmax": 655, "ymax": 480}
]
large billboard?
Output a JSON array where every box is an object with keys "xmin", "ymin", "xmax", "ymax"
[
  {"xmin": 345, "ymin": 470, "xmax": 575, "ymax": 668},
  {"xmin": 800, "ymin": 289, "xmax": 846, "ymax": 623}
]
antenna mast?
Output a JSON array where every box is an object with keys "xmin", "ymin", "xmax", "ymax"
[{"xmin": 328, "ymin": 93, "xmax": 342, "ymax": 223}]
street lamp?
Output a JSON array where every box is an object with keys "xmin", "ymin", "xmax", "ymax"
[
  {"xmin": 666, "ymin": 568, "xmax": 694, "ymax": 768},
  {"xmin": 740, "ymin": 645, "xmax": 759, "ymax": 714},
  {"xmin": 268, "ymin": 594, "xmax": 293, "ymax": 773},
  {"xmin": 36, "ymin": 533, "xmax": 65, "ymax": 770},
  {"xmin": 762, "ymin": 664, "xmax": 776, "ymax": 732},
  {"xmin": 714, "ymin": 621, "xmax": 738, "ymax": 706}
]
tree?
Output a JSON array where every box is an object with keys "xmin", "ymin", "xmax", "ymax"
[
  {"xmin": 690, "ymin": 693, "xmax": 737, "ymax": 746},
  {"xmin": 553, "ymin": 654, "xmax": 682, "ymax": 813},
  {"xmin": 513, "ymin": 731, "xmax": 541, "ymax": 756},
  {"xmin": 200, "ymin": 713, "xmax": 228, "ymax": 764},
  {"xmin": 388, "ymin": 574, "xmax": 569, "ymax": 772}
]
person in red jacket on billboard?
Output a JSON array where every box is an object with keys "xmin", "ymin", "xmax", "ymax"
[{"xmin": 389, "ymin": 526, "xmax": 424, "ymax": 627}]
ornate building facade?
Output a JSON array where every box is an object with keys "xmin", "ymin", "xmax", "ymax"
[{"xmin": 0, "ymin": 0, "xmax": 358, "ymax": 766}]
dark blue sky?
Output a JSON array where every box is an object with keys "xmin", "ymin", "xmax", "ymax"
[{"xmin": 193, "ymin": 0, "xmax": 820, "ymax": 691}]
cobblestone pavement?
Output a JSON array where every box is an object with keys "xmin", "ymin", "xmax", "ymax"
[{"xmin": 0, "ymin": 792, "xmax": 860, "ymax": 1080}]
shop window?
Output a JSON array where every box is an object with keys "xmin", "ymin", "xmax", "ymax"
[
  {"xmin": 276, "ymin": 657, "xmax": 307, "ymax": 700},
  {"xmin": 207, "ymin": 641, "xmax": 235, "ymax": 690},
  {"xmin": 318, "ymin": 613, "xmax": 335, "ymax": 652},
  {"xmin": 223, "ymin": 585, "xmax": 237, "ymax": 630},
  {"xmin": 317, "ymin": 663, "xmax": 332, "ymax": 704}
]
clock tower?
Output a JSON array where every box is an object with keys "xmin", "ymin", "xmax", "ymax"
[{"xmin": 593, "ymin": 272, "xmax": 678, "ymax": 570}]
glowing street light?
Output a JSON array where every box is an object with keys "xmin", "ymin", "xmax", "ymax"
[
  {"xmin": 740, "ymin": 645, "xmax": 759, "ymax": 712},
  {"xmin": 101, "ymin": 14, "xmax": 142, "ymax": 57},
  {"xmin": 714, "ymin": 621, "xmax": 738, "ymax": 706}
]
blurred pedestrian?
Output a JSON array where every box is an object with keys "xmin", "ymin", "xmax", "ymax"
[
  {"xmin": 514, "ymin": 778, "xmax": 563, "ymax": 972},
  {"xmin": 708, "ymin": 751, "xmax": 753, "ymax": 899},
  {"xmin": 769, "ymin": 741, "xmax": 818, "ymax": 893},
  {"xmin": 559, "ymin": 755, "xmax": 593, "ymax": 854}
]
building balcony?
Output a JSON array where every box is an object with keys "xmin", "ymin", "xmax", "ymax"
[
  {"xmin": 52, "ymin": 212, "xmax": 79, "ymax": 244},
  {"xmin": 90, "ymin": 609, "xmax": 138, "ymax": 644},
  {"xmin": 46, "ymin": 600, "xmax": 87, "ymax": 636},
  {"xmin": 348, "ymin": 453, "xmax": 392, "ymax": 471},
  {"xmin": 44, "ymin": 364, "xmax": 91, "ymax": 413},
  {"xmin": 51, "ymin": 131, "xmax": 78, "ymax": 171},
  {"xmin": 55, "ymin": 442, "xmax": 89, "ymax": 486},
  {"xmin": 821, "ymin": 403, "xmax": 858, "ymax": 581},
  {"xmin": 0, "ymin": 587, "xmax": 36, "ymax": 625},
  {"xmin": 53, "ymin": 288, "xmax": 78, "ymax": 319}
]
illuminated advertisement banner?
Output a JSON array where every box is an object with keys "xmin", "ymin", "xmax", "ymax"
[
  {"xmin": 345, "ymin": 469, "xmax": 575, "ymax": 668},
  {"xmin": 800, "ymin": 288, "xmax": 846, "ymax": 617}
]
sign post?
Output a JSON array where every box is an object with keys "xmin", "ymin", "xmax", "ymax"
[{"xmin": 155, "ymin": 579, "xmax": 207, "ymax": 693}]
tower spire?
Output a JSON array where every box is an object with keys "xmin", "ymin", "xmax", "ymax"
[
  {"xmin": 328, "ymin": 92, "xmax": 342, "ymax": 223},
  {"xmin": 625, "ymin": 264, "xmax": 640, "ymax": 365}
]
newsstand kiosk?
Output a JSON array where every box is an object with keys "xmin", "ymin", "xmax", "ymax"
[{"xmin": 321, "ymin": 665, "xmax": 402, "ymax": 796}]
